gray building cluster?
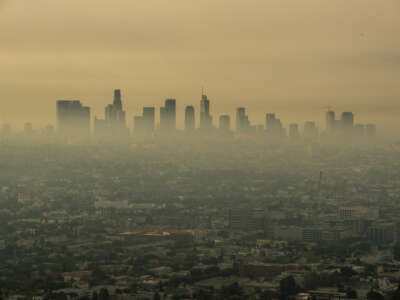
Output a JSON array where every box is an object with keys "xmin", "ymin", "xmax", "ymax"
[{"xmin": 55, "ymin": 89, "xmax": 377, "ymax": 144}]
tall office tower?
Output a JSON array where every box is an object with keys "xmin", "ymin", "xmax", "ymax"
[
  {"xmin": 236, "ymin": 107, "xmax": 245, "ymax": 131},
  {"xmin": 113, "ymin": 89, "xmax": 122, "ymax": 110},
  {"xmin": 219, "ymin": 115, "xmax": 231, "ymax": 130},
  {"xmin": 236, "ymin": 107, "xmax": 250, "ymax": 132},
  {"xmin": 266, "ymin": 113, "xmax": 276, "ymax": 128},
  {"xmin": 184, "ymin": 106, "xmax": 195, "ymax": 131},
  {"xmin": 94, "ymin": 89, "xmax": 128, "ymax": 140},
  {"xmin": 303, "ymin": 121, "xmax": 318, "ymax": 140},
  {"xmin": 56, "ymin": 100, "xmax": 90, "ymax": 141},
  {"xmin": 326, "ymin": 110, "xmax": 336, "ymax": 132},
  {"xmin": 160, "ymin": 98, "xmax": 176, "ymax": 131},
  {"xmin": 134, "ymin": 107, "xmax": 155, "ymax": 136},
  {"xmin": 354, "ymin": 124, "xmax": 365, "ymax": 136},
  {"xmin": 366, "ymin": 124, "xmax": 376, "ymax": 137},
  {"xmin": 289, "ymin": 123, "xmax": 300, "ymax": 138},
  {"xmin": 341, "ymin": 112, "xmax": 354, "ymax": 129},
  {"xmin": 200, "ymin": 93, "xmax": 213, "ymax": 129},
  {"xmin": 105, "ymin": 89, "xmax": 126, "ymax": 128},
  {"xmin": 266, "ymin": 113, "xmax": 283, "ymax": 136},
  {"xmin": 143, "ymin": 107, "xmax": 155, "ymax": 132}
]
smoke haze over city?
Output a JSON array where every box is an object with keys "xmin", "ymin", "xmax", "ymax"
[
  {"xmin": 2, "ymin": 1, "xmax": 400, "ymax": 300},
  {"xmin": 0, "ymin": 0, "xmax": 399, "ymax": 133}
]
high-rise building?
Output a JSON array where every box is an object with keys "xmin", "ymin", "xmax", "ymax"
[
  {"xmin": 236, "ymin": 107, "xmax": 250, "ymax": 132},
  {"xmin": 200, "ymin": 94, "xmax": 213, "ymax": 130},
  {"xmin": 266, "ymin": 113, "xmax": 283, "ymax": 136},
  {"xmin": 266, "ymin": 113, "xmax": 276, "ymax": 128},
  {"xmin": 304, "ymin": 121, "xmax": 318, "ymax": 140},
  {"xmin": 289, "ymin": 123, "xmax": 300, "ymax": 139},
  {"xmin": 143, "ymin": 107, "xmax": 155, "ymax": 131},
  {"xmin": 219, "ymin": 115, "xmax": 231, "ymax": 130},
  {"xmin": 341, "ymin": 112, "xmax": 354, "ymax": 129},
  {"xmin": 184, "ymin": 106, "xmax": 195, "ymax": 131},
  {"xmin": 134, "ymin": 107, "xmax": 155, "ymax": 136},
  {"xmin": 56, "ymin": 100, "xmax": 90, "ymax": 141},
  {"xmin": 326, "ymin": 110, "xmax": 335, "ymax": 132},
  {"xmin": 113, "ymin": 89, "xmax": 122, "ymax": 110},
  {"xmin": 105, "ymin": 89, "xmax": 126, "ymax": 128},
  {"xmin": 160, "ymin": 98, "xmax": 176, "ymax": 131},
  {"xmin": 95, "ymin": 89, "xmax": 128, "ymax": 139}
]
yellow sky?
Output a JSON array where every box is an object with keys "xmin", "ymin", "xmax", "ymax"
[{"xmin": 0, "ymin": 0, "xmax": 399, "ymax": 130}]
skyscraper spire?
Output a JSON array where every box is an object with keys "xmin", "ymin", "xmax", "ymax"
[
  {"xmin": 113, "ymin": 89, "xmax": 122, "ymax": 110},
  {"xmin": 200, "ymin": 91, "xmax": 212, "ymax": 130}
]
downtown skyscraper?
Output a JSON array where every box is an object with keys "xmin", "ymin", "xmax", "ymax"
[
  {"xmin": 56, "ymin": 100, "xmax": 90, "ymax": 141},
  {"xmin": 94, "ymin": 89, "xmax": 128, "ymax": 140},
  {"xmin": 160, "ymin": 99, "xmax": 176, "ymax": 132},
  {"xmin": 236, "ymin": 107, "xmax": 250, "ymax": 133},
  {"xmin": 184, "ymin": 105, "xmax": 195, "ymax": 131},
  {"xmin": 134, "ymin": 107, "xmax": 155, "ymax": 136},
  {"xmin": 105, "ymin": 89, "xmax": 127, "ymax": 129},
  {"xmin": 200, "ymin": 93, "xmax": 213, "ymax": 130}
]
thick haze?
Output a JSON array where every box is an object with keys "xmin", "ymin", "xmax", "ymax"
[{"xmin": 0, "ymin": 0, "xmax": 399, "ymax": 131}]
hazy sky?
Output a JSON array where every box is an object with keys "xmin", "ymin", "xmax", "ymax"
[{"xmin": 0, "ymin": 0, "xmax": 399, "ymax": 130}]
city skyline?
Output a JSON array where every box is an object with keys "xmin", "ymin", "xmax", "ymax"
[
  {"xmin": 49, "ymin": 89, "xmax": 378, "ymax": 142},
  {"xmin": 0, "ymin": 88, "xmax": 395, "ymax": 134},
  {"xmin": 0, "ymin": 0, "xmax": 399, "ymax": 132},
  {"xmin": 1, "ymin": 89, "xmax": 381, "ymax": 137}
]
